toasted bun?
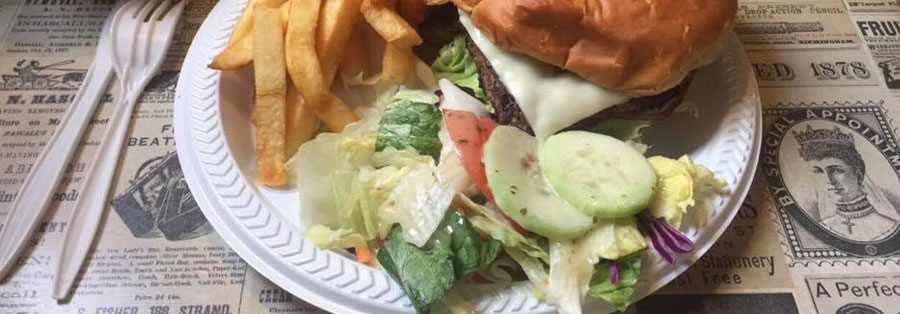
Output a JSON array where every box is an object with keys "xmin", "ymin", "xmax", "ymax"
[{"xmin": 467, "ymin": 0, "xmax": 737, "ymax": 96}]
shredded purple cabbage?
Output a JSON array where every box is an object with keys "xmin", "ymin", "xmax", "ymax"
[
  {"xmin": 654, "ymin": 220, "xmax": 694, "ymax": 253},
  {"xmin": 640, "ymin": 215, "xmax": 695, "ymax": 264},
  {"xmin": 646, "ymin": 225, "xmax": 676, "ymax": 264},
  {"xmin": 609, "ymin": 261, "xmax": 620, "ymax": 285}
]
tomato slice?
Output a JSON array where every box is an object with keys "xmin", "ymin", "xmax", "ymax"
[
  {"xmin": 443, "ymin": 109, "xmax": 529, "ymax": 235},
  {"xmin": 443, "ymin": 110, "xmax": 492, "ymax": 200},
  {"xmin": 476, "ymin": 116, "xmax": 497, "ymax": 143}
]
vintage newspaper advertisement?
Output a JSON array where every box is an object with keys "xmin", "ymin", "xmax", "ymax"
[
  {"xmin": 843, "ymin": 0, "xmax": 900, "ymax": 99},
  {"xmin": 1, "ymin": 0, "xmax": 900, "ymax": 313},
  {"xmin": 734, "ymin": 1, "xmax": 900, "ymax": 314},
  {"xmin": 0, "ymin": 1, "xmax": 326, "ymax": 313}
]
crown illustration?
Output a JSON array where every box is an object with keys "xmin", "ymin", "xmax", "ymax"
[{"xmin": 792, "ymin": 125, "xmax": 854, "ymax": 147}]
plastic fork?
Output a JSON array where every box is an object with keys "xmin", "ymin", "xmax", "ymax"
[
  {"xmin": 51, "ymin": 0, "xmax": 186, "ymax": 300},
  {"xmin": 0, "ymin": 2, "xmax": 121, "ymax": 282}
]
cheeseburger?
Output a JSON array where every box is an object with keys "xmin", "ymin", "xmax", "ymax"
[{"xmin": 425, "ymin": 0, "xmax": 738, "ymax": 138}]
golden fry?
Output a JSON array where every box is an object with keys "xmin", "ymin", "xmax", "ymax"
[
  {"xmin": 285, "ymin": 0, "xmax": 328, "ymax": 104},
  {"xmin": 280, "ymin": 1, "xmax": 290, "ymax": 29},
  {"xmin": 361, "ymin": 0, "xmax": 422, "ymax": 47},
  {"xmin": 285, "ymin": 83, "xmax": 319, "ymax": 156},
  {"xmin": 381, "ymin": 43, "xmax": 414, "ymax": 83},
  {"xmin": 252, "ymin": 4, "xmax": 288, "ymax": 186},
  {"xmin": 285, "ymin": 0, "xmax": 359, "ymax": 131},
  {"xmin": 209, "ymin": 33, "xmax": 253, "ymax": 70},
  {"xmin": 424, "ymin": 0, "xmax": 449, "ymax": 5},
  {"xmin": 317, "ymin": 0, "xmax": 365, "ymax": 85},
  {"xmin": 338, "ymin": 26, "xmax": 368, "ymax": 82},
  {"xmin": 312, "ymin": 94, "xmax": 362, "ymax": 131},
  {"xmin": 210, "ymin": 0, "xmax": 287, "ymax": 70}
]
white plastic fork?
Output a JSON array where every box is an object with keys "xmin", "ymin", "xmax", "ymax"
[
  {"xmin": 0, "ymin": 1, "xmax": 120, "ymax": 282},
  {"xmin": 51, "ymin": 0, "xmax": 186, "ymax": 300}
]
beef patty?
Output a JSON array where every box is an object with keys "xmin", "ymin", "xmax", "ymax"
[{"xmin": 466, "ymin": 36, "xmax": 695, "ymax": 134}]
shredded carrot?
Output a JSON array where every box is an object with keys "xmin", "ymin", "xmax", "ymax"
[{"xmin": 355, "ymin": 246, "xmax": 373, "ymax": 264}]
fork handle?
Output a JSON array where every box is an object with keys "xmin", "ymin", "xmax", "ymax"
[
  {"xmin": 0, "ymin": 59, "xmax": 113, "ymax": 280},
  {"xmin": 51, "ymin": 88, "xmax": 140, "ymax": 300}
]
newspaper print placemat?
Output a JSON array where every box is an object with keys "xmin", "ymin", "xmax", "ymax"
[{"xmin": 1, "ymin": 0, "xmax": 899, "ymax": 313}]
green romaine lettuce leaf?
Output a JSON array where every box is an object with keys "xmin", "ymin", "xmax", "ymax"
[
  {"xmin": 377, "ymin": 210, "xmax": 501, "ymax": 314},
  {"xmin": 378, "ymin": 224, "xmax": 455, "ymax": 314},
  {"xmin": 431, "ymin": 35, "xmax": 489, "ymax": 106},
  {"xmin": 445, "ymin": 211, "xmax": 502, "ymax": 278},
  {"xmin": 376, "ymin": 93, "xmax": 443, "ymax": 160},
  {"xmin": 588, "ymin": 253, "xmax": 644, "ymax": 311}
]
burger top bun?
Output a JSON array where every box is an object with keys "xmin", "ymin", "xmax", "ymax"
[{"xmin": 467, "ymin": 0, "xmax": 737, "ymax": 96}]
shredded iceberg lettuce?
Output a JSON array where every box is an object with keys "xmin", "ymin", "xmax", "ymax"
[
  {"xmin": 588, "ymin": 253, "xmax": 644, "ymax": 311},
  {"xmin": 456, "ymin": 194, "xmax": 549, "ymax": 263},
  {"xmin": 545, "ymin": 218, "xmax": 647, "ymax": 314},
  {"xmin": 306, "ymin": 225, "xmax": 368, "ymax": 249},
  {"xmin": 287, "ymin": 133, "xmax": 356, "ymax": 230},
  {"xmin": 288, "ymin": 89, "xmax": 455, "ymax": 249},
  {"xmin": 577, "ymin": 218, "xmax": 648, "ymax": 261},
  {"xmin": 647, "ymin": 155, "xmax": 729, "ymax": 228},
  {"xmin": 589, "ymin": 119, "xmax": 651, "ymax": 154},
  {"xmin": 376, "ymin": 156, "xmax": 453, "ymax": 247}
]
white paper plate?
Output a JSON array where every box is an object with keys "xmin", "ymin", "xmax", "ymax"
[{"xmin": 174, "ymin": 1, "xmax": 762, "ymax": 312}]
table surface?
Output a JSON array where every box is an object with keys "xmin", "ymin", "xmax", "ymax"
[{"xmin": 1, "ymin": 0, "xmax": 900, "ymax": 313}]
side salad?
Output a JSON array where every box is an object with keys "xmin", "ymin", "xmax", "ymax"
[{"xmin": 286, "ymin": 34, "xmax": 728, "ymax": 314}]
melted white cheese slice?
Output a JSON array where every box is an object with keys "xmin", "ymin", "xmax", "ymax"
[{"xmin": 459, "ymin": 13, "xmax": 630, "ymax": 139}]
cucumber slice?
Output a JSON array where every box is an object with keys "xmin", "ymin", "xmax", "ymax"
[
  {"xmin": 542, "ymin": 131, "xmax": 656, "ymax": 218},
  {"xmin": 484, "ymin": 126, "xmax": 593, "ymax": 240}
]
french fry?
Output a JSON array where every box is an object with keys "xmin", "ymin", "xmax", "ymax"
[
  {"xmin": 425, "ymin": 0, "xmax": 449, "ymax": 5},
  {"xmin": 210, "ymin": 0, "xmax": 287, "ymax": 70},
  {"xmin": 280, "ymin": 1, "xmax": 290, "ymax": 28},
  {"xmin": 313, "ymin": 94, "xmax": 361, "ymax": 131},
  {"xmin": 361, "ymin": 0, "xmax": 422, "ymax": 47},
  {"xmin": 209, "ymin": 32, "xmax": 253, "ymax": 70},
  {"xmin": 285, "ymin": 0, "xmax": 359, "ymax": 131},
  {"xmin": 252, "ymin": 4, "xmax": 288, "ymax": 186},
  {"xmin": 317, "ymin": 0, "xmax": 365, "ymax": 85},
  {"xmin": 382, "ymin": 43, "xmax": 414, "ymax": 83},
  {"xmin": 285, "ymin": 83, "xmax": 319, "ymax": 156},
  {"xmin": 397, "ymin": 0, "xmax": 426, "ymax": 27},
  {"xmin": 338, "ymin": 26, "xmax": 368, "ymax": 83},
  {"xmin": 285, "ymin": 0, "xmax": 329, "ymax": 105}
]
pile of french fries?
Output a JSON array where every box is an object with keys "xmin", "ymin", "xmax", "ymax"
[{"xmin": 209, "ymin": 0, "xmax": 434, "ymax": 186}]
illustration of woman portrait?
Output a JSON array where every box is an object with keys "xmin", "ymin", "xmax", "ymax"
[{"xmin": 794, "ymin": 125, "xmax": 900, "ymax": 242}]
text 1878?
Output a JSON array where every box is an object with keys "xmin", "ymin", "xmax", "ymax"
[{"xmin": 810, "ymin": 61, "xmax": 871, "ymax": 80}]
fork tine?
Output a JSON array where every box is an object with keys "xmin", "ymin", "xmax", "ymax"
[
  {"xmin": 147, "ymin": 0, "xmax": 171, "ymax": 22},
  {"xmin": 161, "ymin": 0, "xmax": 186, "ymax": 22},
  {"xmin": 130, "ymin": 0, "xmax": 152, "ymax": 19},
  {"xmin": 139, "ymin": 0, "xmax": 165, "ymax": 22},
  {"xmin": 158, "ymin": 0, "xmax": 185, "ymax": 22},
  {"xmin": 117, "ymin": 0, "xmax": 144, "ymax": 21}
]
